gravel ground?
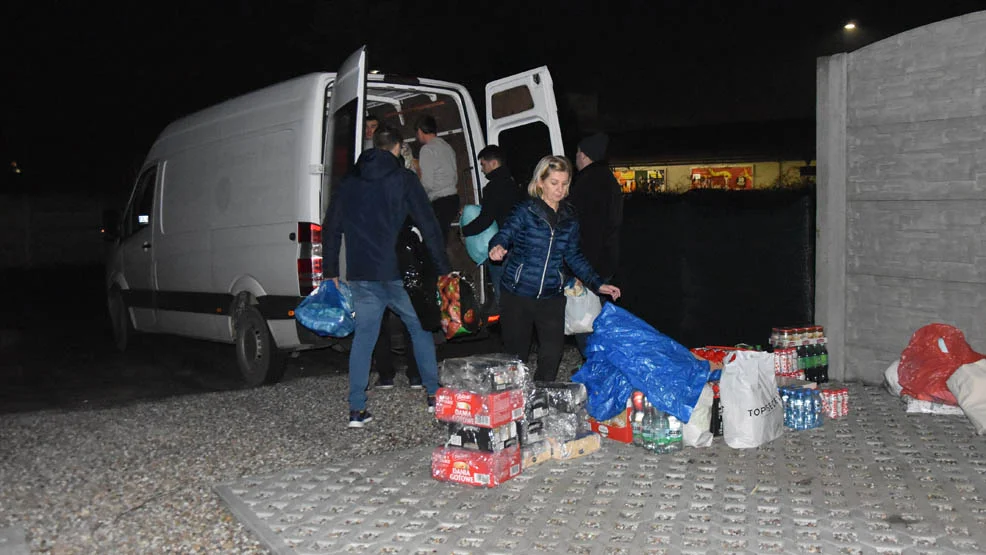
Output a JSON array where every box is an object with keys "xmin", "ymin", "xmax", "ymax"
[{"xmin": 0, "ymin": 346, "xmax": 584, "ymax": 554}]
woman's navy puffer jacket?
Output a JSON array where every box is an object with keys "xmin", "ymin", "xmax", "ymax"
[{"xmin": 490, "ymin": 197, "xmax": 605, "ymax": 300}]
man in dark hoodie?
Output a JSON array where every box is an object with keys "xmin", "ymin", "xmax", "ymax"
[
  {"xmin": 322, "ymin": 125, "xmax": 451, "ymax": 428},
  {"xmin": 460, "ymin": 145, "xmax": 523, "ymax": 306},
  {"xmin": 568, "ymin": 132, "xmax": 624, "ymax": 357}
]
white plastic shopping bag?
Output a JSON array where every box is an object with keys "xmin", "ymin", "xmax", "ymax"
[
  {"xmin": 947, "ymin": 359, "xmax": 986, "ymax": 435},
  {"xmin": 720, "ymin": 350, "xmax": 784, "ymax": 449},
  {"xmin": 564, "ymin": 280, "xmax": 601, "ymax": 335},
  {"xmin": 683, "ymin": 383, "xmax": 714, "ymax": 448}
]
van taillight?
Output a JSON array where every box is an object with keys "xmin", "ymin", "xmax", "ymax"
[
  {"xmin": 297, "ymin": 222, "xmax": 323, "ymax": 295},
  {"xmin": 298, "ymin": 222, "xmax": 322, "ymax": 243}
]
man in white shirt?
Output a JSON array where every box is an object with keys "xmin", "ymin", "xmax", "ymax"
[{"xmin": 415, "ymin": 115, "xmax": 459, "ymax": 246}]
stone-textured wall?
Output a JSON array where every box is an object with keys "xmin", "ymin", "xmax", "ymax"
[{"xmin": 818, "ymin": 11, "xmax": 986, "ymax": 383}]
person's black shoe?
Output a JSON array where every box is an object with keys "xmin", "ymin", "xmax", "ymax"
[
  {"xmin": 375, "ymin": 377, "xmax": 395, "ymax": 389},
  {"xmin": 408, "ymin": 377, "xmax": 424, "ymax": 390},
  {"xmin": 348, "ymin": 410, "xmax": 373, "ymax": 428}
]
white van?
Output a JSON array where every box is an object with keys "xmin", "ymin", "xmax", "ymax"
[{"xmin": 105, "ymin": 47, "xmax": 564, "ymax": 386}]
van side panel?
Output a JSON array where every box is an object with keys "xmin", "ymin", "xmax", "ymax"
[{"xmin": 147, "ymin": 74, "xmax": 330, "ymax": 344}]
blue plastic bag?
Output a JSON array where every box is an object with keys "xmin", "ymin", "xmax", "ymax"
[
  {"xmin": 459, "ymin": 204, "xmax": 498, "ymax": 264},
  {"xmin": 571, "ymin": 303, "xmax": 711, "ymax": 423},
  {"xmin": 294, "ymin": 280, "xmax": 356, "ymax": 337}
]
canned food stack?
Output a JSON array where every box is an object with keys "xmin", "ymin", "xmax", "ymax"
[
  {"xmin": 819, "ymin": 386, "xmax": 850, "ymax": 419},
  {"xmin": 431, "ymin": 355, "xmax": 527, "ymax": 487},
  {"xmin": 769, "ymin": 325, "xmax": 829, "ymax": 383}
]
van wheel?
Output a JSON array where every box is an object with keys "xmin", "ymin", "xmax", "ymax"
[
  {"xmin": 234, "ymin": 305, "xmax": 287, "ymax": 387},
  {"xmin": 108, "ymin": 288, "xmax": 134, "ymax": 352}
]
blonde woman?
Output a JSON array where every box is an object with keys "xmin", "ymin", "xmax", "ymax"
[{"xmin": 488, "ymin": 155, "xmax": 621, "ymax": 381}]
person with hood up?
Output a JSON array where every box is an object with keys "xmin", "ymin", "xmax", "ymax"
[{"xmin": 322, "ymin": 125, "xmax": 451, "ymax": 428}]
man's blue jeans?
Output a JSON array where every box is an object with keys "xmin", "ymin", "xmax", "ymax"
[{"xmin": 348, "ymin": 280, "xmax": 440, "ymax": 411}]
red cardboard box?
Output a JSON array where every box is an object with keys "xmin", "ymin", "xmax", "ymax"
[
  {"xmin": 434, "ymin": 387, "xmax": 525, "ymax": 428},
  {"xmin": 589, "ymin": 406, "xmax": 633, "ymax": 443},
  {"xmin": 431, "ymin": 445, "xmax": 521, "ymax": 487}
]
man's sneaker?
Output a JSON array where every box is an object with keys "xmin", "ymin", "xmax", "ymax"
[
  {"xmin": 427, "ymin": 395, "xmax": 436, "ymax": 413},
  {"xmin": 375, "ymin": 378, "xmax": 395, "ymax": 390},
  {"xmin": 348, "ymin": 410, "xmax": 373, "ymax": 428},
  {"xmin": 408, "ymin": 377, "xmax": 424, "ymax": 390}
]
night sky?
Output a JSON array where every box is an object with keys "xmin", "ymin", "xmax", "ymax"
[{"xmin": 2, "ymin": 0, "xmax": 983, "ymax": 197}]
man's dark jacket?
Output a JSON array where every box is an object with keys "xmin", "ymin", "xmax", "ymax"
[
  {"xmin": 568, "ymin": 160, "xmax": 623, "ymax": 279},
  {"xmin": 322, "ymin": 149, "xmax": 451, "ymax": 280},
  {"xmin": 461, "ymin": 165, "xmax": 523, "ymax": 237}
]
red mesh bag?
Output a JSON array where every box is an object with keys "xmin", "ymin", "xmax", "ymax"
[{"xmin": 897, "ymin": 323, "xmax": 984, "ymax": 405}]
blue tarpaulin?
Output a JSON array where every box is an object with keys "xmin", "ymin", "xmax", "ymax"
[{"xmin": 571, "ymin": 303, "xmax": 711, "ymax": 423}]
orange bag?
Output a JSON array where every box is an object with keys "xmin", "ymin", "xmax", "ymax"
[
  {"xmin": 437, "ymin": 272, "xmax": 480, "ymax": 340},
  {"xmin": 897, "ymin": 323, "xmax": 984, "ymax": 405}
]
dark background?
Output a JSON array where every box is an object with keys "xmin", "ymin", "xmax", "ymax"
[
  {"xmin": 2, "ymin": 1, "xmax": 982, "ymax": 197},
  {"xmin": 0, "ymin": 2, "xmax": 982, "ymax": 408}
]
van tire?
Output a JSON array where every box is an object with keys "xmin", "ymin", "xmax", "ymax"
[
  {"xmin": 108, "ymin": 288, "xmax": 134, "ymax": 352},
  {"xmin": 234, "ymin": 305, "xmax": 287, "ymax": 387}
]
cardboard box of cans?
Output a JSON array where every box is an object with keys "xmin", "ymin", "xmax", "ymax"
[
  {"xmin": 521, "ymin": 441, "xmax": 552, "ymax": 469},
  {"xmin": 518, "ymin": 417, "xmax": 545, "ymax": 446},
  {"xmin": 548, "ymin": 432, "xmax": 602, "ymax": 460},
  {"xmin": 434, "ymin": 387, "xmax": 525, "ymax": 428},
  {"xmin": 588, "ymin": 406, "xmax": 633, "ymax": 444},
  {"xmin": 431, "ymin": 445, "xmax": 522, "ymax": 487},
  {"xmin": 446, "ymin": 421, "xmax": 519, "ymax": 452},
  {"xmin": 438, "ymin": 354, "xmax": 526, "ymax": 393}
]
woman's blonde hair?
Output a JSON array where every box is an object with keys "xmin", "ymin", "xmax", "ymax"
[{"xmin": 527, "ymin": 155, "xmax": 573, "ymax": 198}]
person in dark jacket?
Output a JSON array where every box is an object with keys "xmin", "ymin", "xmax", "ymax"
[
  {"xmin": 489, "ymin": 155, "xmax": 621, "ymax": 382},
  {"xmin": 322, "ymin": 125, "xmax": 451, "ymax": 427},
  {"xmin": 569, "ymin": 132, "xmax": 624, "ymax": 356},
  {"xmin": 460, "ymin": 145, "xmax": 523, "ymax": 305}
]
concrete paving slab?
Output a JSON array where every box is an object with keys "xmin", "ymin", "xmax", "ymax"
[
  {"xmin": 0, "ymin": 526, "xmax": 29, "ymax": 555},
  {"xmin": 216, "ymin": 385, "xmax": 986, "ymax": 554}
]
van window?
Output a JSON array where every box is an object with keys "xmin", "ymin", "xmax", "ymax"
[
  {"xmin": 123, "ymin": 167, "xmax": 157, "ymax": 238},
  {"xmin": 491, "ymin": 85, "xmax": 535, "ymax": 119},
  {"xmin": 497, "ymin": 122, "xmax": 553, "ymax": 188},
  {"xmin": 328, "ymin": 98, "xmax": 359, "ymax": 186}
]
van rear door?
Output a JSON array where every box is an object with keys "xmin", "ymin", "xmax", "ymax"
[
  {"xmin": 321, "ymin": 46, "xmax": 367, "ymax": 216},
  {"xmin": 485, "ymin": 67, "xmax": 564, "ymax": 179},
  {"xmin": 320, "ymin": 46, "xmax": 368, "ymax": 281}
]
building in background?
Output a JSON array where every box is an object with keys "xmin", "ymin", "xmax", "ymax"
[{"xmin": 604, "ymin": 118, "xmax": 816, "ymax": 194}]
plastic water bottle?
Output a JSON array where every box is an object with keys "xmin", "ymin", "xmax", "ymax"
[
  {"xmin": 653, "ymin": 410, "xmax": 669, "ymax": 453},
  {"xmin": 792, "ymin": 389, "xmax": 805, "ymax": 430},
  {"xmin": 632, "ymin": 406, "xmax": 644, "ymax": 447},
  {"xmin": 665, "ymin": 415, "xmax": 683, "ymax": 453},
  {"xmin": 641, "ymin": 400, "xmax": 655, "ymax": 450}
]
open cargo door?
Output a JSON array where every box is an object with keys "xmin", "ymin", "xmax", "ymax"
[
  {"xmin": 485, "ymin": 67, "xmax": 564, "ymax": 186},
  {"xmin": 320, "ymin": 46, "xmax": 367, "ymax": 281}
]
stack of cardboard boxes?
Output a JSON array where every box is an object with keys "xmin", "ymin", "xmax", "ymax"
[
  {"xmin": 431, "ymin": 355, "xmax": 602, "ymax": 487},
  {"xmin": 431, "ymin": 354, "xmax": 526, "ymax": 487}
]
